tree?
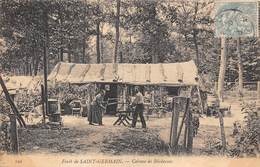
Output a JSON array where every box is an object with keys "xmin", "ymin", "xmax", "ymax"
[
  {"xmin": 237, "ymin": 38, "xmax": 243, "ymax": 96},
  {"xmin": 165, "ymin": 0, "xmax": 215, "ymax": 66},
  {"xmin": 120, "ymin": 0, "xmax": 173, "ymax": 63},
  {"xmin": 114, "ymin": 0, "xmax": 121, "ymax": 63},
  {"xmin": 0, "ymin": 0, "xmax": 259, "ymax": 86},
  {"xmin": 217, "ymin": 37, "xmax": 227, "ymax": 101}
]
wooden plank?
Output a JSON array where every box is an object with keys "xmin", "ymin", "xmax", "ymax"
[
  {"xmin": 0, "ymin": 75, "xmax": 26, "ymax": 127},
  {"xmin": 169, "ymin": 98, "xmax": 174, "ymax": 147},
  {"xmin": 176, "ymin": 98, "xmax": 190, "ymax": 146},
  {"xmin": 9, "ymin": 114, "xmax": 19, "ymax": 154},
  {"xmin": 186, "ymin": 108, "xmax": 193, "ymax": 154},
  {"xmin": 183, "ymin": 125, "xmax": 188, "ymax": 148},
  {"xmin": 170, "ymin": 97, "xmax": 180, "ymax": 152}
]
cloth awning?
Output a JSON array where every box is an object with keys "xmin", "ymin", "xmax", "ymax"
[{"xmin": 48, "ymin": 61, "xmax": 199, "ymax": 86}]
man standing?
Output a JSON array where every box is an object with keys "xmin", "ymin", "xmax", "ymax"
[{"xmin": 131, "ymin": 86, "xmax": 146, "ymax": 128}]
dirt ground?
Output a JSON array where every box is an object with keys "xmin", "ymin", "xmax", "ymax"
[
  {"xmin": 16, "ymin": 100, "xmax": 245, "ymax": 156},
  {"xmin": 18, "ymin": 112, "xmax": 239, "ymax": 156}
]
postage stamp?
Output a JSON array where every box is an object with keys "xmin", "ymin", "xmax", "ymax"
[{"xmin": 215, "ymin": 1, "xmax": 259, "ymax": 37}]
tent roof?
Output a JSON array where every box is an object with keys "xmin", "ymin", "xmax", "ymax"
[
  {"xmin": 1, "ymin": 76, "xmax": 42, "ymax": 94},
  {"xmin": 48, "ymin": 61, "xmax": 199, "ymax": 86}
]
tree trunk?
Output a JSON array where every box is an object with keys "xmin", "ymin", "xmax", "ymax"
[
  {"xmin": 68, "ymin": 46, "xmax": 71, "ymax": 63},
  {"xmin": 29, "ymin": 64, "xmax": 32, "ymax": 76},
  {"xmin": 114, "ymin": 0, "xmax": 120, "ymax": 63},
  {"xmin": 218, "ymin": 109, "xmax": 226, "ymax": 154},
  {"xmin": 31, "ymin": 41, "xmax": 35, "ymax": 75},
  {"xmin": 43, "ymin": 3, "xmax": 49, "ymax": 117},
  {"xmin": 60, "ymin": 47, "xmax": 63, "ymax": 61},
  {"xmin": 82, "ymin": 3, "xmax": 87, "ymax": 63},
  {"xmin": 34, "ymin": 53, "xmax": 40, "ymax": 76},
  {"xmin": 9, "ymin": 114, "xmax": 19, "ymax": 154},
  {"xmin": 193, "ymin": 32, "xmax": 199, "ymax": 65},
  {"xmin": 32, "ymin": 40, "xmax": 40, "ymax": 76},
  {"xmin": 25, "ymin": 55, "xmax": 30, "ymax": 75},
  {"xmin": 82, "ymin": 38, "xmax": 85, "ymax": 63},
  {"xmin": 100, "ymin": 24, "xmax": 104, "ymax": 63},
  {"xmin": 152, "ymin": 52, "xmax": 156, "ymax": 63},
  {"xmin": 237, "ymin": 38, "xmax": 243, "ymax": 97},
  {"xmin": 119, "ymin": 51, "xmax": 123, "ymax": 63},
  {"xmin": 96, "ymin": 22, "xmax": 101, "ymax": 63},
  {"xmin": 217, "ymin": 37, "xmax": 227, "ymax": 101},
  {"xmin": 193, "ymin": 2, "xmax": 199, "ymax": 65},
  {"xmin": 152, "ymin": 39, "xmax": 158, "ymax": 63}
]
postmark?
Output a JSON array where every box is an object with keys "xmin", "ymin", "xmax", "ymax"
[{"xmin": 215, "ymin": 1, "xmax": 258, "ymax": 37}]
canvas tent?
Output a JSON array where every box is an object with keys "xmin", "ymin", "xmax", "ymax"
[
  {"xmin": 48, "ymin": 60, "xmax": 199, "ymax": 86},
  {"xmin": 0, "ymin": 76, "xmax": 42, "ymax": 94}
]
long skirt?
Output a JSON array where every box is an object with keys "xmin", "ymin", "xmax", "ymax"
[{"xmin": 88, "ymin": 104, "xmax": 102, "ymax": 124}]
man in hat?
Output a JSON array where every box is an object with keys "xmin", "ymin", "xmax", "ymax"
[{"xmin": 131, "ymin": 86, "xmax": 146, "ymax": 128}]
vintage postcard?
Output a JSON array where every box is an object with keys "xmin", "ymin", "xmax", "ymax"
[{"xmin": 0, "ymin": 0, "xmax": 259, "ymax": 167}]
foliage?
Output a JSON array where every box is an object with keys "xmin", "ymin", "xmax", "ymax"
[
  {"xmin": 227, "ymin": 38, "xmax": 260, "ymax": 82},
  {"xmin": 48, "ymin": 83, "xmax": 96, "ymax": 105},
  {"xmin": 0, "ymin": 96, "xmax": 11, "ymax": 116},
  {"xmin": 229, "ymin": 102, "xmax": 260, "ymax": 157},
  {"xmin": 0, "ymin": 114, "xmax": 10, "ymax": 152},
  {"xmin": 204, "ymin": 136, "xmax": 224, "ymax": 155},
  {"xmin": 0, "ymin": 0, "xmax": 259, "ymax": 83},
  {"xmin": 16, "ymin": 92, "xmax": 42, "ymax": 113},
  {"xmin": 0, "ymin": 97, "xmax": 11, "ymax": 152}
]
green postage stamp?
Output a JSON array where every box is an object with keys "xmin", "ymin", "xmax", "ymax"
[{"xmin": 215, "ymin": 0, "xmax": 259, "ymax": 37}]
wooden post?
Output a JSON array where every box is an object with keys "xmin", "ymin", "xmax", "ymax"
[
  {"xmin": 169, "ymin": 98, "xmax": 174, "ymax": 148},
  {"xmin": 183, "ymin": 123, "xmax": 188, "ymax": 148},
  {"xmin": 218, "ymin": 109, "xmax": 226, "ymax": 154},
  {"xmin": 9, "ymin": 114, "xmax": 19, "ymax": 154},
  {"xmin": 176, "ymin": 98, "xmax": 190, "ymax": 146},
  {"xmin": 186, "ymin": 108, "xmax": 193, "ymax": 153},
  {"xmin": 41, "ymin": 84, "xmax": 46, "ymax": 124},
  {"xmin": 169, "ymin": 97, "xmax": 180, "ymax": 153}
]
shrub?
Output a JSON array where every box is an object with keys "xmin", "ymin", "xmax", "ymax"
[{"xmin": 230, "ymin": 102, "xmax": 260, "ymax": 157}]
